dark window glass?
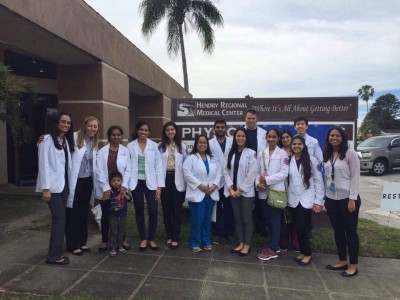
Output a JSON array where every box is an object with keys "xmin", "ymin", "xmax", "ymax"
[{"xmin": 4, "ymin": 50, "xmax": 56, "ymax": 79}]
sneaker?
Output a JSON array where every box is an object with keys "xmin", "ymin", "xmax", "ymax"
[
  {"xmin": 279, "ymin": 248, "xmax": 288, "ymax": 252},
  {"xmin": 204, "ymin": 245, "xmax": 213, "ymax": 251},
  {"xmin": 192, "ymin": 246, "xmax": 202, "ymax": 253},
  {"xmin": 257, "ymin": 248, "xmax": 278, "ymax": 261},
  {"xmin": 212, "ymin": 237, "xmax": 221, "ymax": 245},
  {"xmin": 118, "ymin": 247, "xmax": 127, "ymax": 254},
  {"xmin": 109, "ymin": 249, "xmax": 117, "ymax": 257},
  {"xmin": 276, "ymin": 249, "xmax": 281, "ymax": 253},
  {"xmin": 292, "ymin": 246, "xmax": 300, "ymax": 253}
]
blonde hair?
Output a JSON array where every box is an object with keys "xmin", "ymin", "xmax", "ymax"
[{"xmin": 76, "ymin": 116, "xmax": 99, "ymax": 149}]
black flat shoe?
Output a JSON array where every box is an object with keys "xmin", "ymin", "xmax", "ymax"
[
  {"xmin": 239, "ymin": 249, "xmax": 250, "ymax": 256},
  {"xmin": 298, "ymin": 257, "xmax": 313, "ymax": 266},
  {"xmin": 326, "ymin": 264, "xmax": 348, "ymax": 270},
  {"xmin": 149, "ymin": 245, "xmax": 159, "ymax": 251},
  {"xmin": 80, "ymin": 247, "xmax": 91, "ymax": 252},
  {"xmin": 70, "ymin": 250, "xmax": 84, "ymax": 256},
  {"xmin": 293, "ymin": 256, "xmax": 303, "ymax": 263},
  {"xmin": 45, "ymin": 256, "xmax": 70, "ymax": 265},
  {"xmin": 139, "ymin": 245, "xmax": 147, "ymax": 251},
  {"xmin": 341, "ymin": 268, "xmax": 358, "ymax": 277},
  {"xmin": 230, "ymin": 248, "xmax": 243, "ymax": 254},
  {"xmin": 170, "ymin": 243, "xmax": 179, "ymax": 250}
]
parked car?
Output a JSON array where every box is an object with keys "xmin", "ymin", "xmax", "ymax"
[{"xmin": 357, "ymin": 135, "xmax": 400, "ymax": 176}]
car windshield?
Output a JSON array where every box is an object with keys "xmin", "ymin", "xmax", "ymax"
[{"xmin": 358, "ymin": 137, "xmax": 391, "ymax": 147}]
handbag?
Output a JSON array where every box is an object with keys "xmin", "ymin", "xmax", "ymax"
[
  {"xmin": 267, "ymin": 189, "xmax": 287, "ymax": 209},
  {"xmin": 261, "ymin": 150, "xmax": 288, "ymax": 209}
]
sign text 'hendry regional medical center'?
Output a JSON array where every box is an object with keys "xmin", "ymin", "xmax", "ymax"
[{"xmin": 172, "ymin": 97, "xmax": 358, "ymax": 121}]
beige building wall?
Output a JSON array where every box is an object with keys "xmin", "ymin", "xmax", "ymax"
[
  {"xmin": 57, "ymin": 62, "xmax": 129, "ymax": 147},
  {"xmin": 131, "ymin": 95, "xmax": 172, "ymax": 141},
  {"xmin": 0, "ymin": 47, "xmax": 7, "ymax": 184}
]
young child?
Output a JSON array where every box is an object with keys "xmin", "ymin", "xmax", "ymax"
[{"xmin": 103, "ymin": 171, "xmax": 131, "ymax": 257}]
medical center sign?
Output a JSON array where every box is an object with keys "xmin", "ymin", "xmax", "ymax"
[
  {"xmin": 174, "ymin": 98, "xmax": 356, "ymax": 121},
  {"xmin": 177, "ymin": 101, "xmax": 246, "ymax": 118}
]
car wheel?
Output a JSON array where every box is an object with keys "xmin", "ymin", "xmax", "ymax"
[{"xmin": 372, "ymin": 159, "xmax": 388, "ymax": 176}]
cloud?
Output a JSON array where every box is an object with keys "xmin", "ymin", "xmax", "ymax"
[{"xmin": 84, "ymin": 0, "xmax": 400, "ymax": 104}]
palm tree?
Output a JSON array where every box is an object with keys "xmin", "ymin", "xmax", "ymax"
[
  {"xmin": 139, "ymin": 0, "xmax": 223, "ymax": 92},
  {"xmin": 357, "ymin": 85, "xmax": 375, "ymax": 112}
]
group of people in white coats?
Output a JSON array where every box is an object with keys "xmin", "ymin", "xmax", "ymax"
[{"xmin": 36, "ymin": 112, "xmax": 360, "ymax": 278}]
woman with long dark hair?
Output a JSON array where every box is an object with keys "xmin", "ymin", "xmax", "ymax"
[
  {"xmin": 183, "ymin": 134, "xmax": 221, "ymax": 252},
  {"xmin": 224, "ymin": 128, "xmax": 257, "ymax": 256},
  {"xmin": 158, "ymin": 121, "xmax": 188, "ymax": 249},
  {"xmin": 128, "ymin": 120, "xmax": 164, "ymax": 251},
  {"xmin": 96, "ymin": 125, "xmax": 131, "ymax": 253},
  {"xmin": 278, "ymin": 129, "xmax": 299, "ymax": 252},
  {"xmin": 65, "ymin": 116, "xmax": 99, "ymax": 256},
  {"xmin": 323, "ymin": 126, "xmax": 361, "ymax": 277},
  {"xmin": 287, "ymin": 135, "xmax": 324, "ymax": 265},
  {"xmin": 36, "ymin": 112, "xmax": 74, "ymax": 265},
  {"xmin": 256, "ymin": 128, "xmax": 289, "ymax": 261}
]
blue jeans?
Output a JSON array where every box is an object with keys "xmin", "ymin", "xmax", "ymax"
[
  {"xmin": 189, "ymin": 196, "xmax": 215, "ymax": 248},
  {"xmin": 265, "ymin": 202, "xmax": 281, "ymax": 251}
]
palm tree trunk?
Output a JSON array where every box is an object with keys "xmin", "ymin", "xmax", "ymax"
[{"xmin": 178, "ymin": 23, "xmax": 189, "ymax": 92}]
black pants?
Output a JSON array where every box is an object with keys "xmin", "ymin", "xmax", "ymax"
[
  {"xmin": 132, "ymin": 180, "xmax": 158, "ymax": 241},
  {"xmin": 161, "ymin": 172, "xmax": 185, "ymax": 242},
  {"xmin": 212, "ymin": 188, "xmax": 235, "ymax": 237},
  {"xmin": 47, "ymin": 184, "xmax": 68, "ymax": 261},
  {"xmin": 254, "ymin": 191, "xmax": 266, "ymax": 234},
  {"xmin": 65, "ymin": 177, "xmax": 93, "ymax": 251},
  {"xmin": 325, "ymin": 196, "xmax": 361, "ymax": 264},
  {"xmin": 290, "ymin": 203, "xmax": 312, "ymax": 256}
]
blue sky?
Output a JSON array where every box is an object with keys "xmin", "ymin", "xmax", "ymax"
[{"xmin": 84, "ymin": 0, "xmax": 400, "ymax": 125}]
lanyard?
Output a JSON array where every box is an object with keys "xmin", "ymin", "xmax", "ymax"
[{"xmin": 330, "ymin": 154, "xmax": 338, "ymax": 182}]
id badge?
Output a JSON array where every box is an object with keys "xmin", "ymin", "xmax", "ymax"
[{"xmin": 329, "ymin": 182, "xmax": 335, "ymax": 191}]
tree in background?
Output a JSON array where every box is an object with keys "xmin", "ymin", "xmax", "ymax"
[
  {"xmin": 139, "ymin": 0, "xmax": 223, "ymax": 92},
  {"xmin": 357, "ymin": 85, "xmax": 374, "ymax": 112},
  {"xmin": 244, "ymin": 94, "xmax": 253, "ymax": 98},
  {"xmin": 359, "ymin": 114, "xmax": 381, "ymax": 139},
  {"xmin": 368, "ymin": 93, "xmax": 400, "ymax": 130},
  {"xmin": 359, "ymin": 93, "xmax": 400, "ymax": 137},
  {"xmin": 0, "ymin": 62, "xmax": 36, "ymax": 144}
]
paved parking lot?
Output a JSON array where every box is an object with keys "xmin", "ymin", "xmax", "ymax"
[{"xmin": 359, "ymin": 169, "xmax": 400, "ymax": 228}]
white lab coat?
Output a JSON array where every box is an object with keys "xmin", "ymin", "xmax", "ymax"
[
  {"xmin": 183, "ymin": 153, "xmax": 222, "ymax": 202},
  {"xmin": 66, "ymin": 132, "xmax": 98, "ymax": 208},
  {"xmin": 159, "ymin": 142, "xmax": 188, "ymax": 192},
  {"xmin": 287, "ymin": 156, "xmax": 324, "ymax": 209},
  {"xmin": 96, "ymin": 143, "xmax": 131, "ymax": 198},
  {"xmin": 128, "ymin": 139, "xmax": 165, "ymax": 191},
  {"xmin": 223, "ymin": 148, "xmax": 257, "ymax": 198},
  {"xmin": 35, "ymin": 134, "xmax": 72, "ymax": 193},
  {"xmin": 256, "ymin": 146, "xmax": 289, "ymax": 199},
  {"xmin": 244, "ymin": 126, "xmax": 266, "ymax": 155},
  {"xmin": 209, "ymin": 136, "xmax": 233, "ymax": 188},
  {"xmin": 304, "ymin": 133, "xmax": 323, "ymax": 164}
]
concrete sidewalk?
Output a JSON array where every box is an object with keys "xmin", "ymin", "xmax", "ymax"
[{"xmin": 0, "ymin": 229, "xmax": 399, "ymax": 299}]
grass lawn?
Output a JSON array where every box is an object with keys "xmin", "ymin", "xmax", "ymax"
[{"xmin": 1, "ymin": 195, "xmax": 399, "ymax": 259}]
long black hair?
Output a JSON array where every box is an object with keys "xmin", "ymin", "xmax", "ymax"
[
  {"xmin": 131, "ymin": 119, "xmax": 150, "ymax": 141},
  {"xmin": 323, "ymin": 126, "xmax": 349, "ymax": 163},
  {"xmin": 291, "ymin": 135, "xmax": 311, "ymax": 189},
  {"xmin": 227, "ymin": 127, "xmax": 250, "ymax": 170},
  {"xmin": 50, "ymin": 112, "xmax": 74, "ymax": 152},
  {"xmin": 191, "ymin": 134, "xmax": 211, "ymax": 157},
  {"xmin": 159, "ymin": 121, "xmax": 183, "ymax": 153}
]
